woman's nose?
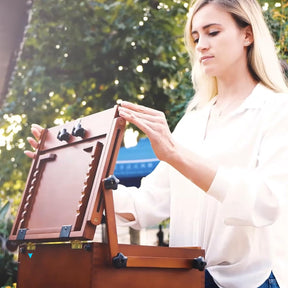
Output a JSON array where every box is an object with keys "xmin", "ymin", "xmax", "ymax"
[{"xmin": 196, "ymin": 36, "xmax": 209, "ymax": 52}]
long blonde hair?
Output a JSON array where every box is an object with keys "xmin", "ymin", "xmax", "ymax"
[{"xmin": 184, "ymin": 0, "xmax": 288, "ymax": 110}]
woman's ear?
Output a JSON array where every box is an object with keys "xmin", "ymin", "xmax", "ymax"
[{"xmin": 243, "ymin": 25, "xmax": 254, "ymax": 46}]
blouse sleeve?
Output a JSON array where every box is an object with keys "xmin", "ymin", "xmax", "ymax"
[
  {"xmin": 208, "ymin": 101, "xmax": 288, "ymax": 227},
  {"xmin": 113, "ymin": 161, "xmax": 171, "ymax": 230}
]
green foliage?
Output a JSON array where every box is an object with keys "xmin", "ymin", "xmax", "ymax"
[
  {"xmin": 0, "ymin": 0, "xmax": 192, "ymax": 209},
  {"xmin": 0, "ymin": 0, "xmax": 287, "ymax": 211},
  {"xmin": 263, "ymin": 1, "xmax": 288, "ymax": 61},
  {"xmin": 3, "ymin": 0, "xmax": 190, "ymax": 122},
  {"xmin": 0, "ymin": 201, "xmax": 17, "ymax": 287}
]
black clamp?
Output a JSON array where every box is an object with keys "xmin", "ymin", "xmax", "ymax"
[
  {"xmin": 57, "ymin": 128, "xmax": 70, "ymax": 142},
  {"xmin": 103, "ymin": 175, "xmax": 119, "ymax": 190},
  {"xmin": 72, "ymin": 122, "xmax": 85, "ymax": 138},
  {"xmin": 112, "ymin": 252, "xmax": 128, "ymax": 268},
  {"xmin": 84, "ymin": 243, "xmax": 92, "ymax": 252},
  {"xmin": 192, "ymin": 256, "xmax": 206, "ymax": 271}
]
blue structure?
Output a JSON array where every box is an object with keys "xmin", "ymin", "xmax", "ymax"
[{"xmin": 114, "ymin": 138, "xmax": 159, "ymax": 187}]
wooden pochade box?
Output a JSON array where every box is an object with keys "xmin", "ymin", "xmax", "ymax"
[{"xmin": 9, "ymin": 106, "xmax": 206, "ymax": 288}]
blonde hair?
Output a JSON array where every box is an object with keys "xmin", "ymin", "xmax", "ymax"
[{"xmin": 184, "ymin": 0, "xmax": 288, "ymax": 110}]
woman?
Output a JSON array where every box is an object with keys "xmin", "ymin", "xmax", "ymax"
[{"xmin": 26, "ymin": 0, "xmax": 288, "ymax": 287}]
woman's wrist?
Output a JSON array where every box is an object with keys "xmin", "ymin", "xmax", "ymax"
[{"xmin": 165, "ymin": 141, "xmax": 217, "ymax": 192}]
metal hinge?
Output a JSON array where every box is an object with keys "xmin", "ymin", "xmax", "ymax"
[
  {"xmin": 27, "ymin": 242, "xmax": 36, "ymax": 251},
  {"xmin": 71, "ymin": 240, "xmax": 83, "ymax": 249},
  {"xmin": 60, "ymin": 225, "xmax": 72, "ymax": 239}
]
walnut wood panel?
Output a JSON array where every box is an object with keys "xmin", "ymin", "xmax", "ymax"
[
  {"xmin": 11, "ymin": 106, "xmax": 205, "ymax": 288},
  {"xmin": 9, "ymin": 106, "xmax": 125, "ymax": 242},
  {"xmin": 17, "ymin": 242, "xmax": 204, "ymax": 288}
]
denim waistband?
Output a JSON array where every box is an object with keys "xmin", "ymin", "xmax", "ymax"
[{"xmin": 205, "ymin": 270, "xmax": 279, "ymax": 288}]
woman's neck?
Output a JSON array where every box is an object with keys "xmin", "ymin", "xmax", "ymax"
[
  {"xmin": 216, "ymin": 73, "xmax": 258, "ymax": 105},
  {"xmin": 208, "ymin": 73, "xmax": 258, "ymax": 120}
]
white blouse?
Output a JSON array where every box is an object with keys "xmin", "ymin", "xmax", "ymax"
[{"xmin": 113, "ymin": 84, "xmax": 288, "ymax": 288}]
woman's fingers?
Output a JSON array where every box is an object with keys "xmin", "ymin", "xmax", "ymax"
[
  {"xmin": 24, "ymin": 150, "xmax": 36, "ymax": 159},
  {"xmin": 118, "ymin": 108, "xmax": 148, "ymax": 136},
  {"xmin": 119, "ymin": 101, "xmax": 167, "ymax": 128},
  {"xmin": 24, "ymin": 124, "xmax": 44, "ymax": 159},
  {"xmin": 119, "ymin": 101, "xmax": 161, "ymax": 116},
  {"xmin": 118, "ymin": 102, "xmax": 165, "ymax": 131},
  {"xmin": 24, "ymin": 136, "xmax": 39, "ymax": 159},
  {"xmin": 118, "ymin": 101, "xmax": 174, "ymax": 162},
  {"xmin": 31, "ymin": 123, "xmax": 44, "ymax": 140},
  {"xmin": 27, "ymin": 136, "xmax": 39, "ymax": 150}
]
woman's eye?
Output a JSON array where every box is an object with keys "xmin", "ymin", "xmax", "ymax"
[
  {"xmin": 193, "ymin": 38, "xmax": 199, "ymax": 44},
  {"xmin": 209, "ymin": 31, "xmax": 219, "ymax": 37}
]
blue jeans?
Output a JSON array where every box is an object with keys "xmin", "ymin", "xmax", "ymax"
[
  {"xmin": 258, "ymin": 272, "xmax": 280, "ymax": 288},
  {"xmin": 205, "ymin": 270, "xmax": 280, "ymax": 288}
]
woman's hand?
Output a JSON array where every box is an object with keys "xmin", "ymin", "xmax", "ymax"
[
  {"xmin": 24, "ymin": 124, "xmax": 44, "ymax": 159},
  {"xmin": 118, "ymin": 101, "xmax": 216, "ymax": 192},
  {"xmin": 118, "ymin": 101, "xmax": 176, "ymax": 162}
]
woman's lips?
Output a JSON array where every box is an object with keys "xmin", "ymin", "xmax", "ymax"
[{"xmin": 200, "ymin": 55, "xmax": 214, "ymax": 63}]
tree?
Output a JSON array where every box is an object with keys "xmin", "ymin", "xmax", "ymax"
[
  {"xmin": 0, "ymin": 0, "xmax": 287, "ymax": 210},
  {"xmin": 264, "ymin": 0, "xmax": 288, "ymax": 61},
  {"xmin": 0, "ymin": 201, "xmax": 17, "ymax": 286},
  {"xmin": 0, "ymin": 0, "xmax": 191, "ymax": 209}
]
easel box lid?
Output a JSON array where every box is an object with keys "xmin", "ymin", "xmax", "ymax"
[{"xmin": 9, "ymin": 106, "xmax": 125, "ymax": 244}]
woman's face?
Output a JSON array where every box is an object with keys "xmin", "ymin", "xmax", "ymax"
[{"xmin": 191, "ymin": 3, "xmax": 251, "ymax": 79}]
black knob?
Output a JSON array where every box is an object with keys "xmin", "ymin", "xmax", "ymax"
[
  {"xmin": 19, "ymin": 246, "xmax": 27, "ymax": 254},
  {"xmin": 72, "ymin": 122, "xmax": 85, "ymax": 138},
  {"xmin": 84, "ymin": 243, "xmax": 92, "ymax": 252},
  {"xmin": 192, "ymin": 256, "xmax": 206, "ymax": 271},
  {"xmin": 112, "ymin": 252, "xmax": 128, "ymax": 268},
  {"xmin": 57, "ymin": 128, "xmax": 70, "ymax": 142},
  {"xmin": 6, "ymin": 240, "xmax": 18, "ymax": 252},
  {"xmin": 103, "ymin": 175, "xmax": 119, "ymax": 190}
]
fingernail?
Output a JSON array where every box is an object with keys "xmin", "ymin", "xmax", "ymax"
[{"xmin": 116, "ymin": 99, "xmax": 123, "ymax": 106}]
